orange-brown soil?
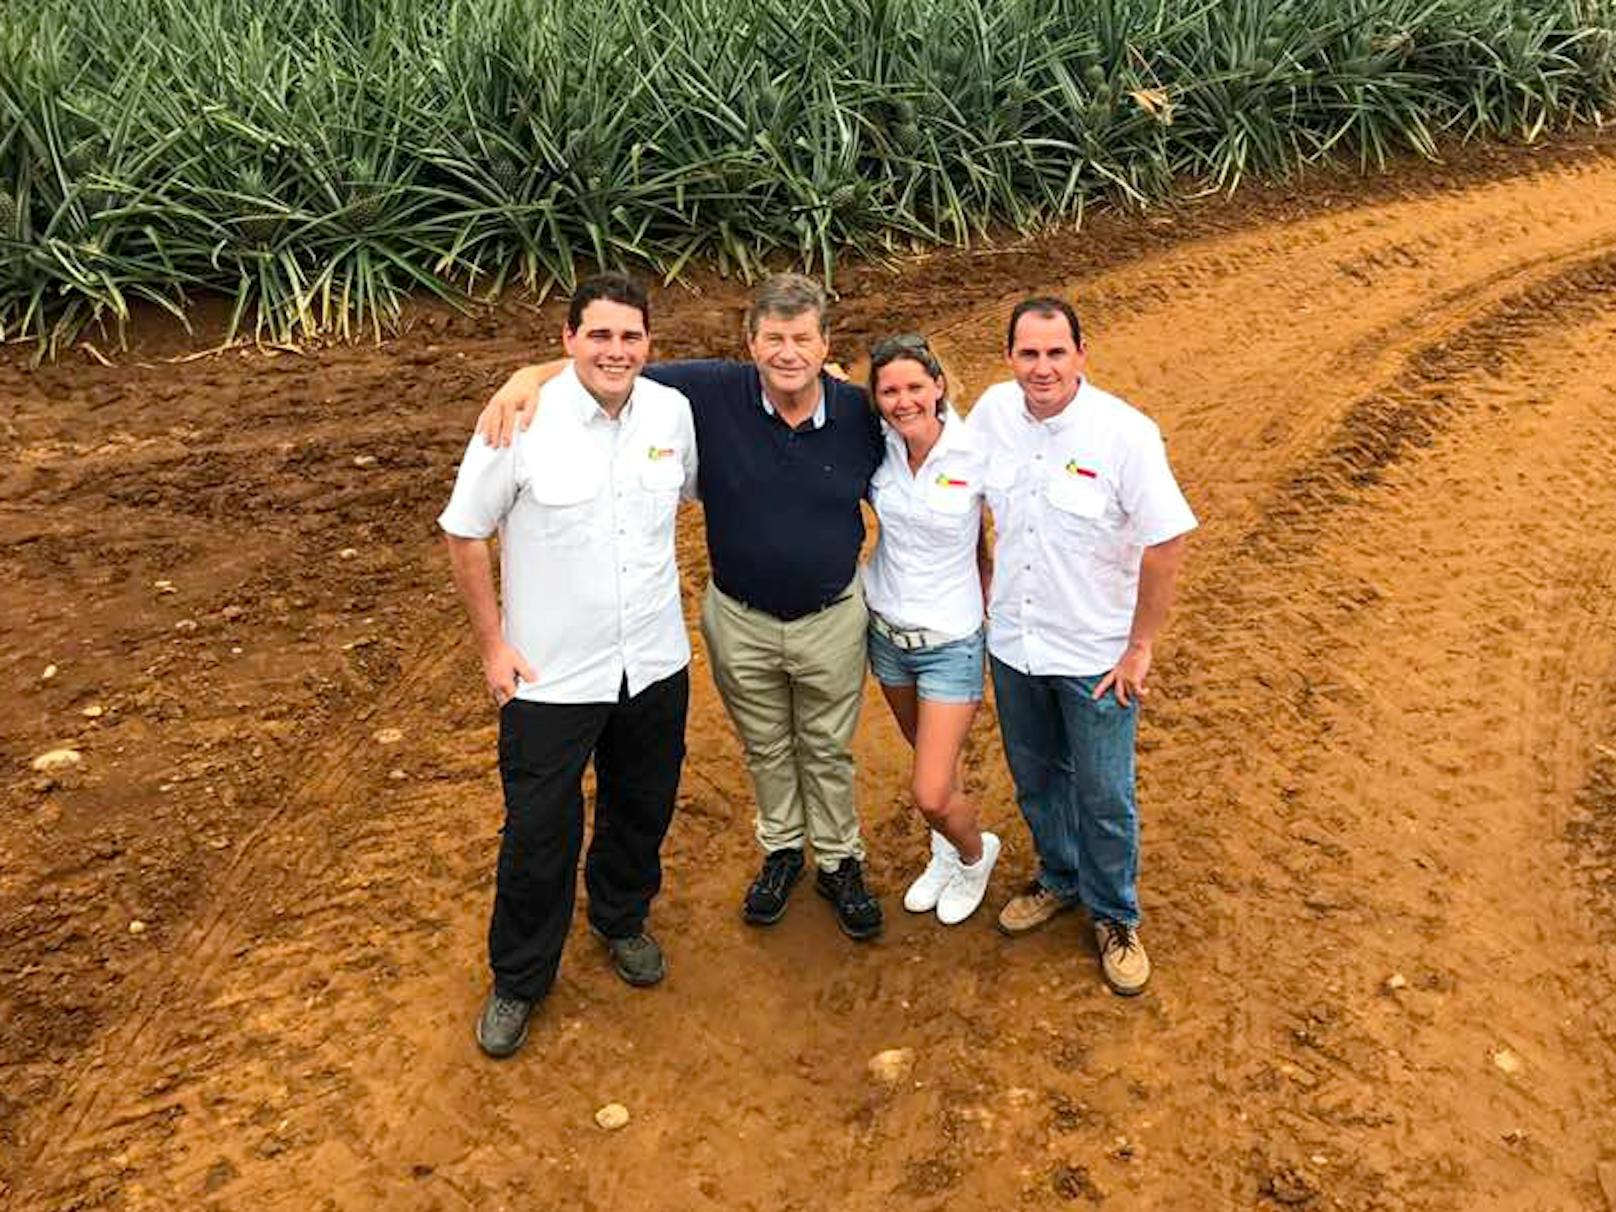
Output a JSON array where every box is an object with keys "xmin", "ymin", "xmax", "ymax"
[{"xmin": 4, "ymin": 139, "xmax": 1616, "ymax": 1210}]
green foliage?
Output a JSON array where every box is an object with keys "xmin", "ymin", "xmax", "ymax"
[{"xmin": 1, "ymin": 0, "xmax": 1612, "ymax": 352}]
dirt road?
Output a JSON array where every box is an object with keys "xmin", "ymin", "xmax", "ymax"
[{"xmin": 4, "ymin": 143, "xmax": 1616, "ymax": 1210}]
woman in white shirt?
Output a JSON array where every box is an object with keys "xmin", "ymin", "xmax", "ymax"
[{"xmin": 862, "ymin": 335, "xmax": 1001, "ymax": 925}]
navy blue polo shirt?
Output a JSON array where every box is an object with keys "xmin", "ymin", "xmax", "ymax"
[{"xmin": 645, "ymin": 360, "xmax": 882, "ymax": 620}]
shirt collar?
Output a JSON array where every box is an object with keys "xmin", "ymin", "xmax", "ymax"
[
  {"xmin": 557, "ymin": 362, "xmax": 635, "ymax": 427},
  {"xmin": 882, "ymin": 404, "xmax": 968, "ymax": 462},
  {"xmin": 1020, "ymin": 377, "xmax": 1088, "ymax": 431},
  {"xmin": 760, "ymin": 380, "xmax": 827, "ymax": 430}
]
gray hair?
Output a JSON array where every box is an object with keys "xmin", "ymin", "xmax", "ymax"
[{"xmin": 746, "ymin": 272, "xmax": 829, "ymax": 336}]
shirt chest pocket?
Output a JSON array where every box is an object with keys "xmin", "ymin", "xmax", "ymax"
[
  {"xmin": 637, "ymin": 453, "xmax": 685, "ymax": 536},
  {"xmin": 527, "ymin": 460, "xmax": 602, "ymax": 547},
  {"xmin": 1046, "ymin": 473, "xmax": 1110, "ymax": 526},
  {"xmin": 983, "ymin": 458, "xmax": 1019, "ymax": 515},
  {"xmin": 920, "ymin": 480, "xmax": 979, "ymax": 537}
]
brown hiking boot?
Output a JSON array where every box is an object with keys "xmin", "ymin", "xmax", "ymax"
[
  {"xmin": 996, "ymin": 880, "xmax": 1074, "ymax": 936},
  {"xmin": 1095, "ymin": 920, "xmax": 1151, "ymax": 996}
]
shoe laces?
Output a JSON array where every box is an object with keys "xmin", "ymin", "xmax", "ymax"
[
  {"xmin": 1100, "ymin": 920, "xmax": 1138, "ymax": 956},
  {"xmin": 827, "ymin": 860, "xmax": 874, "ymax": 906},
  {"xmin": 756, "ymin": 851, "xmax": 799, "ymax": 896},
  {"xmin": 491, "ymin": 994, "xmax": 528, "ymax": 1024}
]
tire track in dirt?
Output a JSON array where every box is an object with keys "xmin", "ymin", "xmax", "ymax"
[
  {"xmin": 933, "ymin": 154, "xmax": 1616, "ymax": 534},
  {"xmin": 1087, "ymin": 253, "xmax": 1616, "ymax": 1207},
  {"xmin": 15, "ymin": 631, "xmax": 469, "ymax": 1189}
]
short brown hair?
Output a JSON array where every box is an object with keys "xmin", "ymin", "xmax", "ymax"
[
  {"xmin": 567, "ymin": 272, "xmax": 650, "ymax": 332},
  {"xmin": 746, "ymin": 273, "xmax": 829, "ymax": 337},
  {"xmin": 1006, "ymin": 296, "xmax": 1081, "ymax": 351}
]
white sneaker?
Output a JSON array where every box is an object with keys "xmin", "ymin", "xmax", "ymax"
[
  {"xmin": 903, "ymin": 831, "xmax": 960, "ymax": 913},
  {"xmin": 936, "ymin": 832, "xmax": 1001, "ymax": 926}
]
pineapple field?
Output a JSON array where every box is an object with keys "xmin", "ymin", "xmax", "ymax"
[
  {"xmin": 4, "ymin": 2, "xmax": 1616, "ymax": 1210},
  {"xmin": 2, "ymin": 0, "xmax": 1614, "ymax": 349}
]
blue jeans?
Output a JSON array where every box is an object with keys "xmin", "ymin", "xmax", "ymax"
[{"xmin": 989, "ymin": 655, "xmax": 1140, "ymax": 926}]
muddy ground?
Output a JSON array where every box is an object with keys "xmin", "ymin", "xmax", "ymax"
[{"xmin": 4, "ymin": 136, "xmax": 1616, "ymax": 1210}]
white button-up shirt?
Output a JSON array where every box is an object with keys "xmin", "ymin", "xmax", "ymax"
[
  {"xmin": 862, "ymin": 407, "xmax": 988, "ymax": 640},
  {"xmin": 438, "ymin": 364, "xmax": 698, "ymax": 704},
  {"xmin": 968, "ymin": 378, "xmax": 1197, "ymax": 677}
]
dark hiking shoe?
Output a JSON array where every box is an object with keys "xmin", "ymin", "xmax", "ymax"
[
  {"xmin": 815, "ymin": 857, "xmax": 884, "ymax": 941},
  {"xmin": 592, "ymin": 928, "xmax": 667, "ymax": 987},
  {"xmin": 475, "ymin": 990, "xmax": 533, "ymax": 1059},
  {"xmin": 742, "ymin": 847, "xmax": 805, "ymax": 925}
]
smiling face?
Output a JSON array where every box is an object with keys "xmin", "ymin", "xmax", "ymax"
[
  {"xmin": 1007, "ymin": 309, "xmax": 1087, "ymax": 419},
  {"xmin": 746, "ymin": 308, "xmax": 829, "ymax": 401},
  {"xmin": 563, "ymin": 298, "xmax": 649, "ymax": 409},
  {"xmin": 873, "ymin": 355, "xmax": 946, "ymax": 445}
]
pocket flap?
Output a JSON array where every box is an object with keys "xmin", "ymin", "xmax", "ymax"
[
  {"xmin": 527, "ymin": 458, "xmax": 601, "ymax": 506},
  {"xmin": 924, "ymin": 479, "xmax": 977, "ymax": 515},
  {"xmin": 985, "ymin": 458, "xmax": 1019, "ymax": 491},
  {"xmin": 1046, "ymin": 474, "xmax": 1106, "ymax": 519},
  {"xmin": 639, "ymin": 454, "xmax": 687, "ymax": 492}
]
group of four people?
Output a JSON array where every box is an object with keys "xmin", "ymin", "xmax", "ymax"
[{"xmin": 439, "ymin": 272, "xmax": 1195, "ymax": 1059}]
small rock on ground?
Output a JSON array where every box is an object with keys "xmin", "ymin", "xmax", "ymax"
[
  {"xmin": 31, "ymin": 748, "xmax": 83, "ymax": 774},
  {"xmin": 594, "ymin": 1103, "xmax": 630, "ymax": 1131},
  {"xmin": 867, "ymin": 1048, "xmax": 916, "ymax": 1085}
]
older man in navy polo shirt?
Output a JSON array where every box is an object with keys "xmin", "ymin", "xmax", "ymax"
[{"xmin": 478, "ymin": 274, "xmax": 886, "ymax": 940}]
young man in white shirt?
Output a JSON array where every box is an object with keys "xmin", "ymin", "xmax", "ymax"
[
  {"xmin": 439, "ymin": 274, "xmax": 697, "ymax": 1058},
  {"xmin": 969, "ymin": 297, "xmax": 1196, "ymax": 996}
]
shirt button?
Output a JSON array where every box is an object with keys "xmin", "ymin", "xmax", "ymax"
[{"xmin": 1034, "ymin": 453, "xmax": 1043, "ymax": 461}]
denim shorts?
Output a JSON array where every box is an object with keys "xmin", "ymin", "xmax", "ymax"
[{"xmin": 867, "ymin": 624, "xmax": 985, "ymax": 704}]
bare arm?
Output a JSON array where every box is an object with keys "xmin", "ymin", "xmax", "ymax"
[
  {"xmin": 443, "ymin": 534, "xmax": 535, "ymax": 704},
  {"xmin": 1093, "ymin": 533, "xmax": 1187, "ymax": 706},
  {"xmin": 475, "ymin": 359, "xmax": 568, "ymax": 447}
]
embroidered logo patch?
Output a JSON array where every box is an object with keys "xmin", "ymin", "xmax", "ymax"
[
  {"xmin": 647, "ymin": 446, "xmax": 677, "ymax": 461},
  {"xmin": 1064, "ymin": 459, "xmax": 1098, "ymax": 479}
]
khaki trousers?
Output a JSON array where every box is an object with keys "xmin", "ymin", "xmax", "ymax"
[{"xmin": 700, "ymin": 580, "xmax": 868, "ymax": 871}]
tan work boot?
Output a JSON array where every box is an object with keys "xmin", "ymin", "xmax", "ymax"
[
  {"xmin": 1095, "ymin": 920, "xmax": 1150, "ymax": 996},
  {"xmin": 996, "ymin": 880, "xmax": 1073, "ymax": 936}
]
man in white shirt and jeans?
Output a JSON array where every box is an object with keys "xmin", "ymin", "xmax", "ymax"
[
  {"xmin": 439, "ymin": 274, "xmax": 697, "ymax": 1057},
  {"xmin": 970, "ymin": 297, "xmax": 1196, "ymax": 996}
]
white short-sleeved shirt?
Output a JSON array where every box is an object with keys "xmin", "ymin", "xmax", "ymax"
[
  {"xmin": 967, "ymin": 378, "xmax": 1197, "ymax": 677},
  {"xmin": 437, "ymin": 364, "xmax": 698, "ymax": 704},
  {"xmin": 861, "ymin": 407, "xmax": 988, "ymax": 640}
]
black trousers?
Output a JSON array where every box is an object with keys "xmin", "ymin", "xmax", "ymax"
[{"xmin": 490, "ymin": 668, "xmax": 689, "ymax": 1002}]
